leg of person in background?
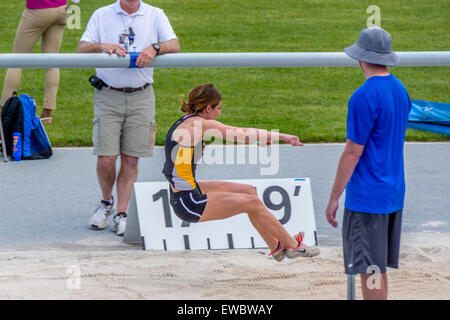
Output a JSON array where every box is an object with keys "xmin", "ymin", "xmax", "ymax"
[
  {"xmin": 89, "ymin": 155, "xmax": 117, "ymax": 230},
  {"xmin": 40, "ymin": 6, "xmax": 68, "ymax": 123},
  {"xmin": 360, "ymin": 272, "xmax": 388, "ymax": 300},
  {"xmin": 113, "ymin": 153, "xmax": 139, "ymax": 236},
  {"xmin": 1, "ymin": 68, "xmax": 23, "ymax": 107},
  {"xmin": 97, "ymin": 155, "xmax": 118, "ymax": 202},
  {"xmin": 116, "ymin": 153, "xmax": 139, "ymax": 213},
  {"xmin": 0, "ymin": 8, "xmax": 44, "ymax": 106},
  {"xmin": 90, "ymin": 85, "xmax": 126, "ymax": 231}
]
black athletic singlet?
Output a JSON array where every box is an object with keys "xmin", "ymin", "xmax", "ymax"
[{"xmin": 162, "ymin": 114, "xmax": 207, "ymax": 223}]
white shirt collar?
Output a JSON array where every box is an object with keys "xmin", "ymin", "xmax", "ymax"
[{"xmin": 113, "ymin": 0, "xmax": 145, "ymax": 16}]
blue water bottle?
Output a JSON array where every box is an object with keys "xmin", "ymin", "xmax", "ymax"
[{"xmin": 12, "ymin": 132, "xmax": 22, "ymax": 161}]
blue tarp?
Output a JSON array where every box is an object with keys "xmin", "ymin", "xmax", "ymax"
[{"xmin": 408, "ymin": 100, "xmax": 450, "ymax": 136}]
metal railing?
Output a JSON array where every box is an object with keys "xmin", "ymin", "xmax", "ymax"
[{"xmin": 0, "ymin": 51, "xmax": 449, "ymax": 69}]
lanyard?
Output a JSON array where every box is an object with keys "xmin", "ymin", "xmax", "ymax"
[{"xmin": 119, "ymin": 14, "xmax": 137, "ymax": 52}]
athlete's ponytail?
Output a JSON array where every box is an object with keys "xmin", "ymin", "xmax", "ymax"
[
  {"xmin": 180, "ymin": 99, "xmax": 195, "ymax": 113},
  {"xmin": 180, "ymin": 84, "xmax": 222, "ymax": 114}
]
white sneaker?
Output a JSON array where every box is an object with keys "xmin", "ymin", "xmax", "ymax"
[
  {"xmin": 112, "ymin": 213, "xmax": 127, "ymax": 236},
  {"xmin": 89, "ymin": 198, "xmax": 115, "ymax": 230}
]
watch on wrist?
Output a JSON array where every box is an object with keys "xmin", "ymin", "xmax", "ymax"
[{"xmin": 152, "ymin": 43, "xmax": 160, "ymax": 55}]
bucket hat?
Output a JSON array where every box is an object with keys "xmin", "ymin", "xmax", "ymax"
[{"xmin": 344, "ymin": 27, "xmax": 399, "ymax": 66}]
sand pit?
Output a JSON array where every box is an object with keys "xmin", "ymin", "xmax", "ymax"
[{"xmin": 0, "ymin": 232, "xmax": 448, "ymax": 300}]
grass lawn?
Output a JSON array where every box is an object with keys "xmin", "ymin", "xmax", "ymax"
[{"xmin": 0, "ymin": 0, "xmax": 449, "ymax": 146}]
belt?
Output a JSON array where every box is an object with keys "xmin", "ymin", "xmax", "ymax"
[{"xmin": 104, "ymin": 83, "xmax": 150, "ymax": 93}]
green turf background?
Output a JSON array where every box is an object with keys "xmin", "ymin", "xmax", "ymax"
[{"xmin": 1, "ymin": 0, "xmax": 448, "ymax": 146}]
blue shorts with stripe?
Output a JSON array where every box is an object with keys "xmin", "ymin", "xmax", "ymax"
[{"xmin": 169, "ymin": 187, "xmax": 208, "ymax": 223}]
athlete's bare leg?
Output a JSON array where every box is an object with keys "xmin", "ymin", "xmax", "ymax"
[
  {"xmin": 197, "ymin": 181, "xmax": 298, "ymax": 251},
  {"xmin": 198, "ymin": 181, "xmax": 280, "ymax": 250}
]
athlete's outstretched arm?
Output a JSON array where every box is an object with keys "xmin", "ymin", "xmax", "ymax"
[{"xmin": 201, "ymin": 119, "xmax": 303, "ymax": 146}]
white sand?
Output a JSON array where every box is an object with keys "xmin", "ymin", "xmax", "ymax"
[{"xmin": 0, "ymin": 233, "xmax": 448, "ymax": 300}]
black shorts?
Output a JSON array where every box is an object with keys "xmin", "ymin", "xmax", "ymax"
[
  {"xmin": 169, "ymin": 187, "xmax": 208, "ymax": 223},
  {"xmin": 342, "ymin": 208, "xmax": 403, "ymax": 275}
]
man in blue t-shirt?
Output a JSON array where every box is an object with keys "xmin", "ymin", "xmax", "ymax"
[{"xmin": 325, "ymin": 27, "xmax": 411, "ymax": 300}]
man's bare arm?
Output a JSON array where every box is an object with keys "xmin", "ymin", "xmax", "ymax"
[
  {"xmin": 135, "ymin": 38, "xmax": 180, "ymax": 67},
  {"xmin": 325, "ymin": 139, "xmax": 364, "ymax": 227},
  {"xmin": 159, "ymin": 38, "xmax": 180, "ymax": 55},
  {"xmin": 77, "ymin": 41, "xmax": 102, "ymax": 53}
]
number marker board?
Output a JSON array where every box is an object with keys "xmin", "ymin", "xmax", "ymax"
[{"xmin": 124, "ymin": 178, "xmax": 317, "ymax": 250}]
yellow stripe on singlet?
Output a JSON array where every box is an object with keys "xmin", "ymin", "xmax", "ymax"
[{"xmin": 174, "ymin": 146, "xmax": 196, "ymax": 189}]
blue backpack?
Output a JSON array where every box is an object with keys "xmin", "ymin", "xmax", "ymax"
[{"xmin": 1, "ymin": 92, "xmax": 52, "ymax": 160}]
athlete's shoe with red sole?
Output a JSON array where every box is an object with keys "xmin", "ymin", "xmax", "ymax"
[
  {"xmin": 269, "ymin": 242, "xmax": 286, "ymax": 262},
  {"xmin": 286, "ymin": 232, "xmax": 320, "ymax": 258}
]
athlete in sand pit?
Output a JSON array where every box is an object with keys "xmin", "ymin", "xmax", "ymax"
[{"xmin": 162, "ymin": 83, "xmax": 320, "ymax": 261}]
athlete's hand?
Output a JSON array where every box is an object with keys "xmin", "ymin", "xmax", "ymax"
[
  {"xmin": 325, "ymin": 199, "xmax": 339, "ymax": 228},
  {"xmin": 100, "ymin": 43, "xmax": 127, "ymax": 57},
  {"xmin": 280, "ymin": 134, "xmax": 304, "ymax": 146}
]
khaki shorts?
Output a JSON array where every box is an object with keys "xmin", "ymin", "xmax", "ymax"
[{"xmin": 92, "ymin": 85, "xmax": 156, "ymax": 158}]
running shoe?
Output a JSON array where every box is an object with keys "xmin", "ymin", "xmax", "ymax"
[
  {"xmin": 89, "ymin": 197, "xmax": 115, "ymax": 230},
  {"xmin": 286, "ymin": 232, "xmax": 320, "ymax": 258},
  {"xmin": 112, "ymin": 212, "xmax": 127, "ymax": 236},
  {"xmin": 269, "ymin": 241, "xmax": 286, "ymax": 262}
]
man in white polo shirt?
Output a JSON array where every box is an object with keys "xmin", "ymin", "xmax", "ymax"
[{"xmin": 77, "ymin": 0, "xmax": 180, "ymax": 236}]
